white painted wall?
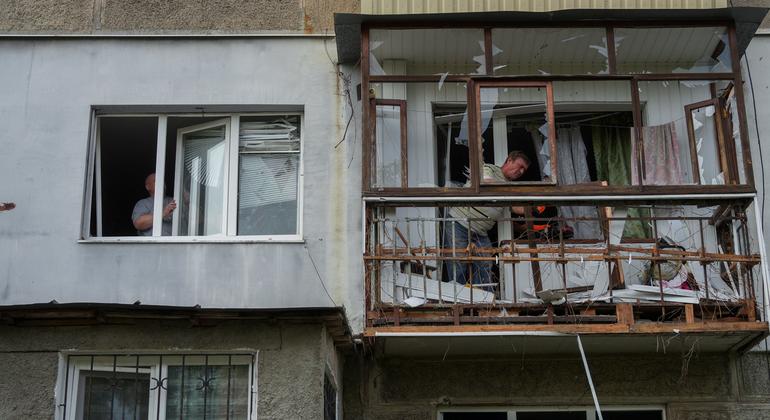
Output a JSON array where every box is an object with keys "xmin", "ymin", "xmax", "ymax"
[{"xmin": 0, "ymin": 38, "xmax": 366, "ymax": 332}]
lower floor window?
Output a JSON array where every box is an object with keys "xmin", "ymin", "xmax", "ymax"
[
  {"xmin": 440, "ymin": 407, "xmax": 664, "ymax": 420},
  {"xmin": 60, "ymin": 353, "xmax": 255, "ymax": 420}
]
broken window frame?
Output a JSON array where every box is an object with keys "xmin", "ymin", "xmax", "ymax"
[
  {"xmin": 361, "ymin": 21, "xmax": 754, "ymax": 196},
  {"xmin": 472, "ymin": 80, "xmax": 558, "ymax": 186},
  {"xmin": 684, "ymin": 97, "xmax": 737, "ymax": 185},
  {"xmin": 81, "ymin": 111, "xmax": 305, "ymax": 242}
]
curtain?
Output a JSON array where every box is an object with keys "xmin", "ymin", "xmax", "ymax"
[
  {"xmin": 592, "ymin": 119, "xmax": 651, "ymax": 239},
  {"xmin": 631, "ymin": 122, "xmax": 684, "ymax": 185},
  {"xmin": 555, "ymin": 127, "xmax": 602, "ymax": 240}
]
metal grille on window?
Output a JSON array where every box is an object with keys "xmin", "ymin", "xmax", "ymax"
[
  {"xmin": 323, "ymin": 372, "xmax": 337, "ymax": 420},
  {"xmin": 60, "ymin": 353, "xmax": 254, "ymax": 420}
]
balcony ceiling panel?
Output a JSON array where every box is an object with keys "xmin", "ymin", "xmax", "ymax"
[{"xmin": 335, "ymin": 7, "xmax": 768, "ymax": 64}]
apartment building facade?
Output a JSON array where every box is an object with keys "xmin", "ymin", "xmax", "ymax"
[{"xmin": 1, "ymin": 1, "xmax": 770, "ymax": 419}]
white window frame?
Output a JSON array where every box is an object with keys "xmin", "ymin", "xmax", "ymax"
[
  {"xmin": 81, "ymin": 112, "xmax": 305, "ymax": 243},
  {"xmin": 56, "ymin": 351, "xmax": 258, "ymax": 420},
  {"xmin": 437, "ymin": 405, "xmax": 667, "ymax": 420}
]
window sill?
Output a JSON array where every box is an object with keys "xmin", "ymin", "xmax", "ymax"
[{"xmin": 78, "ymin": 236, "xmax": 305, "ymax": 244}]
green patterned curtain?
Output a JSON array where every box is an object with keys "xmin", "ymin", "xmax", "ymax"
[{"xmin": 592, "ymin": 117, "xmax": 651, "ymax": 239}]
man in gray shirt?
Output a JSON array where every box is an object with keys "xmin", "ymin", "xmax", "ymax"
[
  {"xmin": 444, "ymin": 151, "xmax": 530, "ymax": 289},
  {"xmin": 132, "ymin": 173, "xmax": 176, "ymax": 236}
]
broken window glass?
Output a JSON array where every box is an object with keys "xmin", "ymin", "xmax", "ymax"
[
  {"xmin": 370, "ymin": 82, "xmax": 470, "ymax": 189},
  {"xmin": 369, "ymin": 28, "xmax": 486, "ymax": 75},
  {"xmin": 615, "ymin": 27, "xmax": 732, "ymax": 74},
  {"xmin": 476, "ymin": 85, "xmax": 551, "ymax": 185},
  {"xmin": 637, "ymin": 80, "xmax": 738, "ymax": 186},
  {"xmin": 491, "ymin": 28, "xmax": 610, "ymax": 75}
]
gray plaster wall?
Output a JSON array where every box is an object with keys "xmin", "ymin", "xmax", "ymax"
[
  {"xmin": 0, "ymin": 0, "xmax": 360, "ymax": 34},
  {"xmin": 0, "ymin": 320, "xmax": 331, "ymax": 420},
  {"xmin": 0, "ymin": 38, "xmax": 366, "ymax": 333},
  {"xmin": 343, "ymin": 352, "xmax": 770, "ymax": 420},
  {"xmin": 744, "ymin": 34, "xmax": 770, "ymax": 351}
]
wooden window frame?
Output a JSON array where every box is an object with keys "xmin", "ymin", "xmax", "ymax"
[{"xmin": 360, "ymin": 22, "xmax": 754, "ymax": 197}]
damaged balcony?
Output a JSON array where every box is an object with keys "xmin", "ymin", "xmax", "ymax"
[
  {"xmin": 348, "ymin": 14, "xmax": 770, "ymax": 347},
  {"xmin": 365, "ymin": 201, "xmax": 766, "ymax": 342}
]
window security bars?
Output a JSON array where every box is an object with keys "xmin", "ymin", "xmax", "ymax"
[{"xmin": 59, "ymin": 353, "xmax": 255, "ymax": 420}]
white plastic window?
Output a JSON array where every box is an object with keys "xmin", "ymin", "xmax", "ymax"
[{"xmin": 85, "ymin": 113, "xmax": 303, "ymax": 241}]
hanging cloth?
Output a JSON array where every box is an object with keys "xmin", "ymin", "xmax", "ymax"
[
  {"xmin": 631, "ymin": 122, "xmax": 684, "ymax": 185},
  {"xmin": 555, "ymin": 126, "xmax": 602, "ymax": 240},
  {"xmin": 592, "ymin": 121, "xmax": 651, "ymax": 239}
]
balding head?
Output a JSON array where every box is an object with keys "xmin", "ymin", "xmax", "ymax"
[{"xmin": 145, "ymin": 173, "xmax": 156, "ymax": 196}]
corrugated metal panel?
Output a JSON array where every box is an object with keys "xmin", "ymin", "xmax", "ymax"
[{"xmin": 362, "ymin": 0, "xmax": 728, "ymax": 14}]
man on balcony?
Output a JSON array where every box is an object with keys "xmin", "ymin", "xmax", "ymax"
[{"xmin": 444, "ymin": 151, "xmax": 530, "ymax": 289}]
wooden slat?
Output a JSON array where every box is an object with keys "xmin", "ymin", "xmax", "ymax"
[
  {"xmin": 616, "ymin": 303, "xmax": 635, "ymax": 325},
  {"xmin": 685, "ymin": 304, "xmax": 695, "ymax": 324}
]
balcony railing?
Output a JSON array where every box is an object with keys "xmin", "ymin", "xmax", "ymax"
[{"xmin": 364, "ymin": 202, "xmax": 766, "ymax": 334}]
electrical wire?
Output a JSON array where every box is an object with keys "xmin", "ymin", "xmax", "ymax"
[{"xmin": 304, "ymin": 244, "xmax": 338, "ymax": 307}]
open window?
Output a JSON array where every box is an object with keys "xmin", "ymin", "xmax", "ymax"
[
  {"xmin": 85, "ymin": 111, "xmax": 303, "ymax": 240},
  {"xmin": 474, "ymin": 82, "xmax": 556, "ymax": 186},
  {"xmin": 637, "ymin": 80, "xmax": 740, "ymax": 186}
]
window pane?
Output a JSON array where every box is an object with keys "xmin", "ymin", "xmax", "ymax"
[
  {"xmin": 373, "ymin": 104, "xmax": 403, "ymax": 188},
  {"xmin": 616, "ymin": 27, "xmax": 732, "ymax": 74},
  {"xmin": 371, "ymin": 82, "xmax": 469, "ymax": 189},
  {"xmin": 599, "ymin": 410, "xmax": 663, "ymax": 420},
  {"xmin": 96, "ymin": 116, "xmax": 158, "ymax": 237},
  {"xmin": 76, "ymin": 370, "xmax": 150, "ymax": 420},
  {"xmin": 166, "ymin": 363, "xmax": 250, "ymax": 420},
  {"xmin": 492, "ymin": 28, "xmax": 609, "ymax": 75},
  {"xmin": 178, "ymin": 124, "xmax": 227, "ymax": 236},
  {"xmin": 237, "ymin": 116, "xmax": 300, "ymax": 236},
  {"xmin": 518, "ymin": 412, "xmax": 586, "ymax": 420},
  {"xmin": 478, "ymin": 86, "xmax": 548, "ymax": 184},
  {"xmin": 323, "ymin": 373, "xmax": 337, "ymax": 420},
  {"xmin": 370, "ymin": 28, "xmax": 486, "ymax": 75},
  {"xmin": 442, "ymin": 413, "xmax": 507, "ymax": 420},
  {"xmin": 637, "ymin": 80, "xmax": 736, "ymax": 185}
]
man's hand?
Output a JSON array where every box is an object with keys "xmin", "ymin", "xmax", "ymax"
[{"xmin": 163, "ymin": 200, "xmax": 177, "ymax": 219}]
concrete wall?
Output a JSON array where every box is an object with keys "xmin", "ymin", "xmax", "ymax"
[
  {"xmin": 0, "ymin": 0, "xmax": 360, "ymax": 34},
  {"xmin": 343, "ymin": 352, "xmax": 770, "ymax": 420},
  {"xmin": 0, "ymin": 320, "xmax": 331, "ymax": 420},
  {"xmin": 362, "ymin": 0, "xmax": 729, "ymax": 14},
  {"xmin": 0, "ymin": 38, "xmax": 366, "ymax": 333},
  {"xmin": 732, "ymin": 0, "xmax": 770, "ymax": 29}
]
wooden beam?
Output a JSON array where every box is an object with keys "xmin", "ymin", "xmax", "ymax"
[
  {"xmin": 685, "ymin": 304, "xmax": 695, "ymax": 324},
  {"xmin": 616, "ymin": 303, "xmax": 635, "ymax": 325}
]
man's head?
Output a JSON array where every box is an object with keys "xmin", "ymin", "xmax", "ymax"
[
  {"xmin": 501, "ymin": 151, "xmax": 530, "ymax": 181},
  {"xmin": 144, "ymin": 173, "xmax": 156, "ymax": 196}
]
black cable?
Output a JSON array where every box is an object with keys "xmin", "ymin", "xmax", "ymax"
[{"xmin": 743, "ymin": 54, "xmax": 766, "ymax": 224}]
